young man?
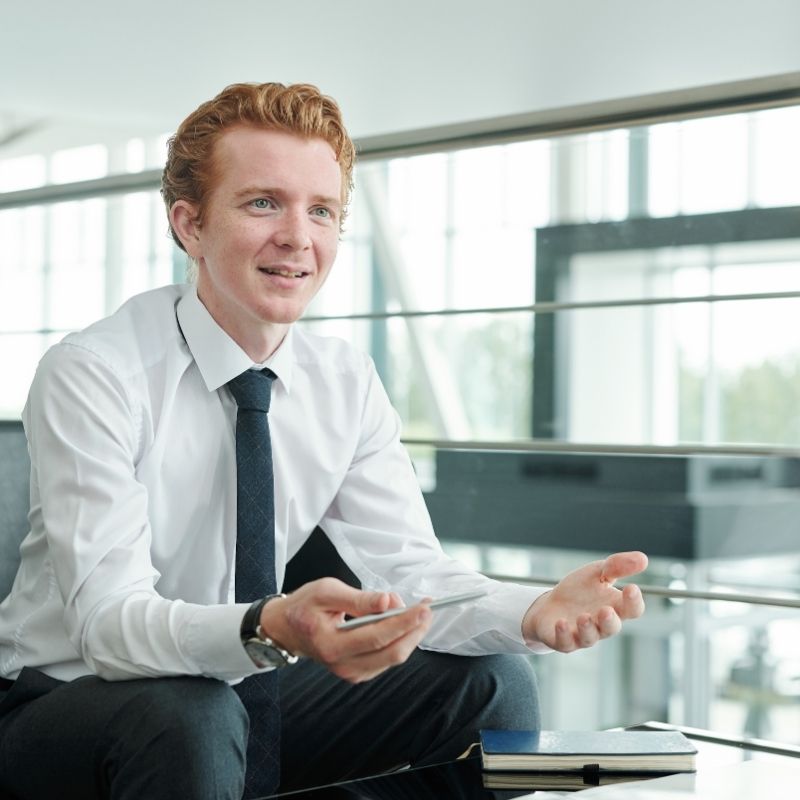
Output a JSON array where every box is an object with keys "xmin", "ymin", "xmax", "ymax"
[{"xmin": 0, "ymin": 83, "xmax": 647, "ymax": 800}]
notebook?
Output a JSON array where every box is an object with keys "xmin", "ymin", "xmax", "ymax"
[{"xmin": 479, "ymin": 729, "xmax": 697, "ymax": 774}]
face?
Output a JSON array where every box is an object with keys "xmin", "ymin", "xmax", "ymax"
[{"xmin": 171, "ymin": 126, "xmax": 342, "ymax": 360}]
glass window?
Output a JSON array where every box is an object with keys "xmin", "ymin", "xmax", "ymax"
[
  {"xmin": 1, "ymin": 95, "xmax": 799, "ymax": 745},
  {"xmin": 327, "ymin": 106, "xmax": 800, "ymax": 451}
]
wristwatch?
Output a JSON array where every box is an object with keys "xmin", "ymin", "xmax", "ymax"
[{"xmin": 240, "ymin": 594, "xmax": 299, "ymax": 669}]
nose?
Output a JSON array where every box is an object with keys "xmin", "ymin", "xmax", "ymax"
[{"xmin": 274, "ymin": 209, "xmax": 312, "ymax": 250}]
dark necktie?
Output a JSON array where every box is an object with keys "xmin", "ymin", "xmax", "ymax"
[{"xmin": 227, "ymin": 367, "xmax": 281, "ymax": 799}]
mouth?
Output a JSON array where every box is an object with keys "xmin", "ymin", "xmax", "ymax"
[{"xmin": 259, "ymin": 267, "xmax": 309, "ymax": 279}]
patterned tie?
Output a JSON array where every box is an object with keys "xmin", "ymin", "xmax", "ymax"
[{"xmin": 227, "ymin": 368, "xmax": 281, "ymax": 799}]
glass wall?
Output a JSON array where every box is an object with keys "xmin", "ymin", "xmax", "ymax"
[
  {"xmin": 0, "ymin": 137, "xmax": 173, "ymax": 418},
  {"xmin": 1, "ymin": 99, "xmax": 799, "ymax": 741},
  {"xmin": 308, "ymin": 105, "xmax": 800, "ymax": 448}
]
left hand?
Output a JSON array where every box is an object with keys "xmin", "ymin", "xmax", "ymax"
[
  {"xmin": 260, "ymin": 578, "xmax": 433, "ymax": 684},
  {"xmin": 522, "ymin": 551, "xmax": 648, "ymax": 653}
]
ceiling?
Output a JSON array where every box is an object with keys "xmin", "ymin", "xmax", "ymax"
[
  {"xmin": 4, "ymin": 0, "xmax": 560, "ymax": 149},
  {"xmin": 2, "ymin": 1, "xmax": 800, "ymax": 158}
]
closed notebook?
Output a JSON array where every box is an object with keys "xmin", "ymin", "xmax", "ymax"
[
  {"xmin": 482, "ymin": 770, "xmax": 671, "ymax": 791},
  {"xmin": 479, "ymin": 729, "xmax": 697, "ymax": 773}
]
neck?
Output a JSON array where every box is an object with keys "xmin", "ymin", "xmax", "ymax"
[
  {"xmin": 234, "ymin": 325, "xmax": 288, "ymax": 364},
  {"xmin": 195, "ymin": 286, "xmax": 289, "ymax": 363}
]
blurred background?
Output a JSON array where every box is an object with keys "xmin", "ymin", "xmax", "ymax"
[{"xmin": 1, "ymin": 0, "xmax": 799, "ymax": 743}]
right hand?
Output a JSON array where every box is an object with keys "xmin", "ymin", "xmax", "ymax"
[{"xmin": 259, "ymin": 577, "xmax": 432, "ymax": 683}]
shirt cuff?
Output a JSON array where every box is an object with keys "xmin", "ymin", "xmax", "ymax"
[
  {"xmin": 180, "ymin": 602, "xmax": 265, "ymax": 681},
  {"xmin": 476, "ymin": 582, "xmax": 554, "ymax": 654}
]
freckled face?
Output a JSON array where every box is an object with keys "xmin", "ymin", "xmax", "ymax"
[{"xmin": 185, "ymin": 127, "xmax": 342, "ymax": 355}]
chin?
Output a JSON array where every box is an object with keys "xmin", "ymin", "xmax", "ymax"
[
  {"xmin": 257, "ymin": 306, "xmax": 305, "ymax": 326},
  {"xmin": 251, "ymin": 291, "xmax": 317, "ymax": 326}
]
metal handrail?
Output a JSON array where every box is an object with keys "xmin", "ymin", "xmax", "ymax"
[
  {"xmin": 402, "ymin": 437, "xmax": 800, "ymax": 458},
  {"xmin": 488, "ymin": 574, "xmax": 800, "ymax": 610},
  {"xmin": 4, "ymin": 289, "xmax": 800, "ymax": 339}
]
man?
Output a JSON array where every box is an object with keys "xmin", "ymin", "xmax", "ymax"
[{"xmin": 0, "ymin": 82, "xmax": 647, "ymax": 800}]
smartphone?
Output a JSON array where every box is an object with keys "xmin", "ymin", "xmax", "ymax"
[{"xmin": 337, "ymin": 589, "xmax": 488, "ymax": 630}]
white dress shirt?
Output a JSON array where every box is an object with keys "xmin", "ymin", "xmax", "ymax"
[{"xmin": 0, "ymin": 284, "xmax": 546, "ymax": 683}]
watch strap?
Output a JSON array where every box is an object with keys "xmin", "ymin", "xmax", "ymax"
[
  {"xmin": 240, "ymin": 594, "xmax": 298, "ymax": 668},
  {"xmin": 241, "ymin": 595, "xmax": 281, "ymax": 640}
]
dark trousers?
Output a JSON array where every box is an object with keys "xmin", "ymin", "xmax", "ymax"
[{"xmin": 0, "ymin": 651, "xmax": 539, "ymax": 800}]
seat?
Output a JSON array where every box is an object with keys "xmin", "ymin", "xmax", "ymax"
[{"xmin": 0, "ymin": 421, "xmax": 30, "ymax": 601}]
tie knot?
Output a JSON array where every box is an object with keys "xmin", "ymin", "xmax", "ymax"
[{"xmin": 227, "ymin": 368, "xmax": 276, "ymax": 412}]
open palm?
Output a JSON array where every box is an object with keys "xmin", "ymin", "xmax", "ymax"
[{"xmin": 522, "ymin": 551, "xmax": 648, "ymax": 653}]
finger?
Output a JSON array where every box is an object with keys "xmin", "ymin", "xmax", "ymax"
[
  {"xmin": 596, "ymin": 606, "xmax": 622, "ymax": 638},
  {"xmin": 335, "ymin": 634, "xmax": 423, "ymax": 682},
  {"xmin": 619, "ymin": 583, "xmax": 646, "ymax": 620},
  {"xmin": 315, "ymin": 608, "xmax": 424, "ymax": 666},
  {"xmin": 280, "ymin": 583, "xmax": 405, "ymax": 654},
  {"xmin": 342, "ymin": 604, "xmax": 432, "ymax": 655},
  {"xmin": 576, "ymin": 614, "xmax": 600, "ymax": 649},
  {"xmin": 552, "ymin": 618, "xmax": 576, "ymax": 653},
  {"xmin": 345, "ymin": 589, "xmax": 399, "ymax": 617},
  {"xmin": 301, "ymin": 577, "xmax": 381, "ymax": 615},
  {"xmin": 330, "ymin": 608, "xmax": 433, "ymax": 682},
  {"xmin": 342, "ymin": 593, "xmax": 428, "ymax": 630},
  {"xmin": 599, "ymin": 551, "xmax": 648, "ymax": 583}
]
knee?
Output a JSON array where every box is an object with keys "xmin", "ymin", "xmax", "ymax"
[
  {"xmin": 436, "ymin": 653, "xmax": 541, "ymax": 730},
  {"xmin": 106, "ymin": 677, "xmax": 247, "ymax": 799},
  {"xmin": 483, "ymin": 654, "xmax": 541, "ymax": 729},
  {"xmin": 114, "ymin": 677, "xmax": 248, "ymax": 763}
]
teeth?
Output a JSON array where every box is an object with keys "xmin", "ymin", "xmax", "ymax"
[{"xmin": 265, "ymin": 268, "xmax": 304, "ymax": 278}]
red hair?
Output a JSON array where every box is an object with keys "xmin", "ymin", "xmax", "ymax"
[{"xmin": 162, "ymin": 82, "xmax": 356, "ymax": 251}]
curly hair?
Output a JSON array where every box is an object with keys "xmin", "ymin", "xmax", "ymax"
[{"xmin": 161, "ymin": 82, "xmax": 356, "ymax": 251}]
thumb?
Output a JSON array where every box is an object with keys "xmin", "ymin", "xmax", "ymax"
[
  {"xmin": 348, "ymin": 590, "xmax": 402, "ymax": 617},
  {"xmin": 599, "ymin": 551, "xmax": 648, "ymax": 584}
]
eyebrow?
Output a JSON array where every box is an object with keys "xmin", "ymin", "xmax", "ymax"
[{"xmin": 233, "ymin": 186, "xmax": 342, "ymax": 210}]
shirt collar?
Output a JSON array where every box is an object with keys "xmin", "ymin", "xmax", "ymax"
[{"xmin": 176, "ymin": 285, "xmax": 295, "ymax": 394}]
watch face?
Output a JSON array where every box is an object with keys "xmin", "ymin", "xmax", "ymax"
[{"xmin": 245, "ymin": 638, "xmax": 289, "ymax": 669}]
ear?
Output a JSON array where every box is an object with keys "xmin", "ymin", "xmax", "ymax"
[{"xmin": 170, "ymin": 200, "xmax": 203, "ymax": 258}]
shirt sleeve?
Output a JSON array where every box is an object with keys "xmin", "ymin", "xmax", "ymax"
[
  {"xmin": 320, "ymin": 357, "xmax": 552, "ymax": 656},
  {"xmin": 25, "ymin": 343, "xmax": 264, "ymax": 681}
]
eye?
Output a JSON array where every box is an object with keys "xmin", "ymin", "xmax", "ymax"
[
  {"xmin": 251, "ymin": 198, "xmax": 274, "ymax": 210},
  {"xmin": 312, "ymin": 206, "xmax": 333, "ymax": 219}
]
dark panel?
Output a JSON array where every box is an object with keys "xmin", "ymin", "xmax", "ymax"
[
  {"xmin": 423, "ymin": 449, "xmax": 800, "ymax": 561},
  {"xmin": 283, "ymin": 527, "xmax": 360, "ymax": 592}
]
